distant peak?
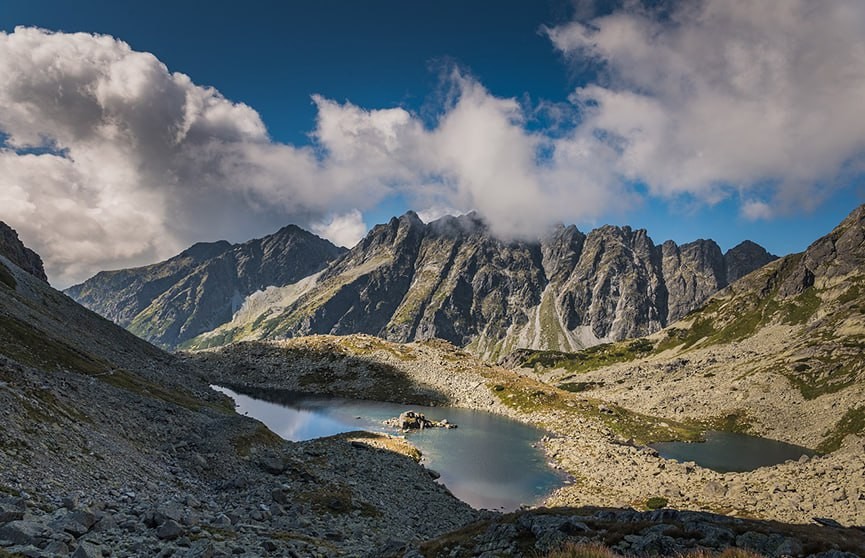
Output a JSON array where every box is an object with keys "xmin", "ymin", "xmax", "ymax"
[
  {"xmin": 180, "ymin": 240, "xmax": 233, "ymax": 262},
  {"xmin": 399, "ymin": 210, "xmax": 424, "ymax": 225}
]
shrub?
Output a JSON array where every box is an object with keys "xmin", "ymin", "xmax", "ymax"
[{"xmin": 645, "ymin": 496, "xmax": 668, "ymax": 510}]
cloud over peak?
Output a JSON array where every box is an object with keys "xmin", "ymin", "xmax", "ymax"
[
  {"xmin": 2, "ymin": 4, "xmax": 865, "ymax": 285},
  {"xmin": 548, "ymin": 0, "xmax": 865, "ymax": 217}
]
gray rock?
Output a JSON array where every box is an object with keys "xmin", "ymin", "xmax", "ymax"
[
  {"xmin": 0, "ymin": 520, "xmax": 45, "ymax": 546},
  {"xmin": 703, "ymin": 480, "xmax": 728, "ymax": 498},
  {"xmin": 72, "ymin": 541, "xmax": 104, "ymax": 558},
  {"xmin": 157, "ymin": 519, "xmax": 184, "ymax": 540},
  {"xmin": 183, "ymin": 540, "xmax": 215, "ymax": 558},
  {"xmin": 271, "ymin": 488, "xmax": 289, "ymax": 505},
  {"xmin": 0, "ymin": 502, "xmax": 24, "ymax": 523},
  {"xmin": 44, "ymin": 540, "xmax": 70, "ymax": 554},
  {"xmin": 72, "ymin": 211, "xmax": 774, "ymax": 354},
  {"xmin": 259, "ymin": 455, "xmax": 286, "ymax": 475},
  {"xmin": 65, "ymin": 224, "xmax": 346, "ymax": 349}
]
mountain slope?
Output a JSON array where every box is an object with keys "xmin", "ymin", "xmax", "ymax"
[
  {"xmin": 187, "ymin": 212, "xmax": 774, "ymax": 358},
  {"xmin": 506, "ymin": 203, "xmax": 865, "ymax": 454},
  {"xmin": 66, "ymin": 225, "xmax": 346, "ymax": 348},
  {"xmin": 0, "ymin": 223, "xmax": 482, "ymax": 556}
]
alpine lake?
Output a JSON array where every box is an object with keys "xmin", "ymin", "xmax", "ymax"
[
  {"xmin": 214, "ymin": 386, "xmax": 568, "ymax": 511},
  {"xmin": 215, "ymin": 386, "xmax": 816, "ymax": 510}
]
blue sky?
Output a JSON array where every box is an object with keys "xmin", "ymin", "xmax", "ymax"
[{"xmin": 1, "ymin": 1, "xmax": 864, "ymax": 285}]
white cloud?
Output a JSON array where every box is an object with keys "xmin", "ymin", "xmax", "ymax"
[
  {"xmin": 547, "ymin": 0, "xmax": 865, "ymax": 213},
  {"xmin": 741, "ymin": 200, "xmax": 774, "ymax": 221},
  {"xmin": 310, "ymin": 210, "xmax": 367, "ymax": 249},
  {"xmin": 3, "ymin": 8, "xmax": 865, "ymax": 286},
  {"xmin": 0, "ymin": 28, "xmax": 625, "ymax": 286}
]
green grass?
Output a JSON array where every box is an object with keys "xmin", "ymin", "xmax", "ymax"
[
  {"xmin": 233, "ymin": 423, "xmax": 282, "ymax": 456},
  {"xmin": 645, "ymin": 496, "xmax": 668, "ymax": 510},
  {"xmin": 0, "ymin": 313, "xmax": 111, "ymax": 376},
  {"xmin": 488, "ymin": 374, "xmax": 704, "ymax": 444},
  {"xmin": 817, "ymin": 406, "xmax": 865, "ymax": 453},
  {"xmin": 0, "ymin": 314, "xmax": 224, "ymax": 412},
  {"xmin": 559, "ymin": 381, "xmax": 604, "ymax": 393},
  {"xmin": 781, "ymin": 287, "xmax": 822, "ymax": 325},
  {"xmin": 0, "ymin": 262, "xmax": 16, "ymax": 289},
  {"xmin": 515, "ymin": 338, "xmax": 655, "ymax": 374},
  {"xmin": 784, "ymin": 358, "xmax": 859, "ymax": 400}
]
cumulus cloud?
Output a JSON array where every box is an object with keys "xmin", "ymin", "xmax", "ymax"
[
  {"xmin": 0, "ymin": 27, "xmax": 623, "ymax": 285},
  {"xmin": 3, "ymin": 7, "xmax": 865, "ymax": 286},
  {"xmin": 310, "ymin": 210, "xmax": 367, "ymax": 249},
  {"xmin": 547, "ymin": 0, "xmax": 865, "ymax": 217}
]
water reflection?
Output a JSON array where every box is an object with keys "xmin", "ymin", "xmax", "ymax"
[{"xmin": 213, "ymin": 386, "xmax": 566, "ymax": 511}]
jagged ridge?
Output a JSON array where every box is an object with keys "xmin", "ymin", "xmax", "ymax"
[
  {"xmin": 187, "ymin": 211, "xmax": 775, "ymax": 358},
  {"xmin": 66, "ymin": 225, "xmax": 346, "ymax": 349}
]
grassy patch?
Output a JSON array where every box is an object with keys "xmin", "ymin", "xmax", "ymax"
[
  {"xmin": 817, "ymin": 407, "xmax": 865, "ymax": 453},
  {"xmin": 0, "ymin": 313, "xmax": 111, "ymax": 375},
  {"xmin": 700, "ymin": 410, "xmax": 753, "ymax": 434},
  {"xmin": 645, "ymin": 496, "xmax": 668, "ymax": 510},
  {"xmin": 299, "ymin": 483, "xmax": 381, "ymax": 517},
  {"xmin": 514, "ymin": 339, "xmax": 655, "ymax": 374},
  {"xmin": 487, "ymin": 373, "xmax": 703, "ymax": 444},
  {"xmin": 559, "ymin": 381, "xmax": 604, "ymax": 393},
  {"xmin": 233, "ymin": 424, "xmax": 282, "ymax": 456},
  {"xmin": 0, "ymin": 262, "xmax": 16, "ymax": 289},
  {"xmin": 781, "ymin": 287, "xmax": 821, "ymax": 325},
  {"xmin": 784, "ymin": 358, "xmax": 859, "ymax": 400},
  {"xmin": 544, "ymin": 542, "xmax": 619, "ymax": 558}
]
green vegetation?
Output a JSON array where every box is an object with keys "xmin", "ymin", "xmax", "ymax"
[
  {"xmin": 781, "ymin": 287, "xmax": 822, "ymax": 325},
  {"xmin": 817, "ymin": 406, "xmax": 865, "ymax": 453},
  {"xmin": 0, "ymin": 314, "xmax": 226, "ymax": 412},
  {"xmin": 783, "ymin": 357, "xmax": 859, "ymax": 400},
  {"xmin": 559, "ymin": 381, "xmax": 604, "ymax": 393},
  {"xmin": 645, "ymin": 496, "xmax": 668, "ymax": 510},
  {"xmin": 0, "ymin": 314, "xmax": 110, "ymax": 376},
  {"xmin": 516, "ymin": 338, "xmax": 655, "ymax": 374},
  {"xmin": 656, "ymin": 285, "xmax": 824, "ymax": 354},
  {"xmin": 544, "ymin": 543, "xmax": 620, "ymax": 558},
  {"xmin": 701, "ymin": 410, "xmax": 753, "ymax": 434},
  {"xmin": 299, "ymin": 483, "xmax": 381, "ymax": 517},
  {"xmin": 0, "ymin": 262, "xmax": 16, "ymax": 289},
  {"xmin": 233, "ymin": 423, "xmax": 282, "ymax": 456},
  {"xmin": 487, "ymin": 372, "xmax": 704, "ymax": 444}
]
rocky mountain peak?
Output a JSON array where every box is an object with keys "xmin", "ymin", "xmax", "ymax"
[
  {"xmin": 178, "ymin": 240, "xmax": 233, "ymax": 262},
  {"xmin": 725, "ymin": 240, "xmax": 777, "ymax": 284},
  {"xmin": 0, "ymin": 222, "xmax": 48, "ymax": 282},
  {"xmin": 66, "ymin": 224, "xmax": 346, "ymax": 349},
  {"xmin": 778, "ymin": 203, "xmax": 864, "ymax": 297}
]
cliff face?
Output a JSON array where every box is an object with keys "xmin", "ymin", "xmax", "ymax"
[
  {"xmin": 0, "ymin": 222, "xmax": 47, "ymax": 282},
  {"xmin": 186, "ymin": 212, "xmax": 775, "ymax": 358},
  {"xmin": 65, "ymin": 226, "xmax": 346, "ymax": 349}
]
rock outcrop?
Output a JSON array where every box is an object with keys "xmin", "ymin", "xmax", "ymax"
[
  {"xmin": 187, "ymin": 212, "xmax": 776, "ymax": 358},
  {"xmin": 0, "ymin": 222, "xmax": 47, "ymax": 282},
  {"xmin": 65, "ymin": 225, "xmax": 346, "ymax": 348}
]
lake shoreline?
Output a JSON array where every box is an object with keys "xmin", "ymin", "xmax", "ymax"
[{"xmin": 185, "ymin": 334, "xmax": 865, "ymax": 526}]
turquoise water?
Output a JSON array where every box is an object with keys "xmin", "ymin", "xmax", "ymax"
[
  {"xmin": 214, "ymin": 386, "xmax": 567, "ymax": 511},
  {"xmin": 651, "ymin": 430, "xmax": 815, "ymax": 473}
]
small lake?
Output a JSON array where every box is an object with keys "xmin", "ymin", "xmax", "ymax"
[
  {"xmin": 214, "ymin": 386, "xmax": 567, "ymax": 511},
  {"xmin": 651, "ymin": 431, "xmax": 815, "ymax": 473}
]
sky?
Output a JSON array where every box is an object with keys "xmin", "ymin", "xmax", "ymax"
[{"xmin": 1, "ymin": 0, "xmax": 864, "ymax": 287}]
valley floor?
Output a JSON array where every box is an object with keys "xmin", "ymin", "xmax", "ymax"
[{"xmin": 188, "ymin": 334, "xmax": 865, "ymax": 529}]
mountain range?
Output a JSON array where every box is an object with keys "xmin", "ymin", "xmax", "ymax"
[
  {"xmin": 65, "ymin": 225, "xmax": 346, "ymax": 349},
  {"xmin": 66, "ymin": 212, "xmax": 776, "ymax": 356}
]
